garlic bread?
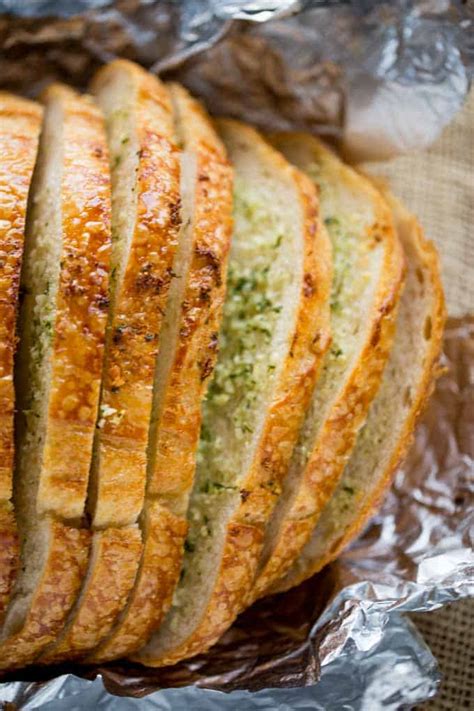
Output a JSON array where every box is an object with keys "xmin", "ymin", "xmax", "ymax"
[
  {"xmin": 252, "ymin": 135, "xmax": 405, "ymax": 599},
  {"xmin": 134, "ymin": 119, "xmax": 331, "ymax": 667},
  {"xmin": 273, "ymin": 193, "xmax": 445, "ymax": 593},
  {"xmin": 87, "ymin": 83, "xmax": 233, "ymax": 664},
  {"xmin": 0, "ymin": 93, "xmax": 42, "ymax": 620},
  {"xmin": 89, "ymin": 59, "xmax": 181, "ymax": 529},
  {"xmin": 0, "ymin": 84, "xmax": 111, "ymax": 669},
  {"xmin": 36, "ymin": 61, "xmax": 181, "ymax": 663}
]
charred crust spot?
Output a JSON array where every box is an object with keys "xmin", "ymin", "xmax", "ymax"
[
  {"xmin": 199, "ymin": 357, "xmax": 214, "ymax": 381},
  {"xmin": 113, "ymin": 326, "xmax": 125, "ymax": 344},
  {"xmin": 313, "ymin": 332, "xmax": 321, "ymax": 344},
  {"xmin": 371, "ymin": 320, "xmax": 382, "ymax": 348},
  {"xmin": 96, "ymin": 294, "xmax": 110, "ymax": 310},
  {"xmin": 111, "ymin": 385, "xmax": 120, "ymax": 394},
  {"xmin": 261, "ymin": 455, "xmax": 273, "ymax": 470},
  {"xmin": 198, "ymin": 173, "xmax": 210, "ymax": 182},
  {"xmin": 63, "ymin": 281, "xmax": 87, "ymax": 297},
  {"xmin": 374, "ymin": 233, "xmax": 383, "ymax": 243},
  {"xmin": 424, "ymin": 315, "xmax": 432, "ymax": 340},
  {"xmin": 93, "ymin": 146, "xmax": 104, "ymax": 158},
  {"xmin": 240, "ymin": 489, "xmax": 250, "ymax": 502},
  {"xmin": 403, "ymin": 386, "xmax": 412, "ymax": 407},
  {"xmin": 169, "ymin": 198, "xmax": 182, "ymax": 228},
  {"xmin": 416, "ymin": 267, "xmax": 425, "ymax": 285},
  {"xmin": 303, "ymin": 273, "xmax": 315, "ymax": 298},
  {"xmin": 195, "ymin": 245, "xmax": 222, "ymax": 286},
  {"xmin": 209, "ymin": 332, "xmax": 219, "ymax": 350},
  {"xmin": 135, "ymin": 264, "xmax": 167, "ymax": 294},
  {"xmin": 199, "ymin": 285, "xmax": 212, "ymax": 303}
]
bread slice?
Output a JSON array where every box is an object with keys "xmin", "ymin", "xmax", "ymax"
[
  {"xmin": 0, "ymin": 83, "xmax": 111, "ymax": 669},
  {"xmin": 86, "ymin": 83, "xmax": 233, "ymax": 664},
  {"xmin": 36, "ymin": 61, "xmax": 182, "ymax": 664},
  {"xmin": 0, "ymin": 94, "xmax": 42, "ymax": 621},
  {"xmin": 134, "ymin": 119, "xmax": 332, "ymax": 667},
  {"xmin": 250, "ymin": 135, "xmax": 405, "ymax": 600},
  {"xmin": 88, "ymin": 59, "xmax": 181, "ymax": 529},
  {"xmin": 273, "ymin": 193, "xmax": 446, "ymax": 594}
]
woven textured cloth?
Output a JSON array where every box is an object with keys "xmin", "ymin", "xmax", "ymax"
[{"xmin": 363, "ymin": 91, "xmax": 474, "ymax": 709}]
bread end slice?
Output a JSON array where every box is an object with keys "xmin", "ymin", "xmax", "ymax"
[
  {"xmin": 251, "ymin": 135, "xmax": 405, "ymax": 600},
  {"xmin": 273, "ymin": 192, "xmax": 445, "ymax": 593},
  {"xmin": 0, "ymin": 84, "xmax": 110, "ymax": 669}
]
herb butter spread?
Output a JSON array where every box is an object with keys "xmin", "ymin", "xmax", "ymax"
[{"xmin": 172, "ymin": 169, "xmax": 300, "ymax": 609}]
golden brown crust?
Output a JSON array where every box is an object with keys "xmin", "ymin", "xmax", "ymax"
[
  {"xmin": 90, "ymin": 60, "xmax": 181, "ymax": 528},
  {"xmin": 0, "ymin": 94, "xmax": 42, "ymax": 617},
  {"xmin": 132, "ymin": 521, "xmax": 263, "ymax": 666},
  {"xmin": 0, "ymin": 520, "xmax": 90, "ymax": 670},
  {"xmin": 36, "ymin": 84, "xmax": 111, "ymax": 520},
  {"xmin": 87, "ymin": 503, "xmax": 186, "ymax": 663},
  {"xmin": 135, "ymin": 120, "xmax": 332, "ymax": 666},
  {"xmin": 273, "ymin": 194, "xmax": 446, "ymax": 593},
  {"xmin": 252, "ymin": 136, "xmax": 405, "ymax": 599},
  {"xmin": 148, "ymin": 82, "xmax": 233, "ymax": 501},
  {"xmin": 86, "ymin": 83, "xmax": 233, "ymax": 664},
  {"xmin": 37, "ymin": 526, "xmax": 142, "ymax": 664}
]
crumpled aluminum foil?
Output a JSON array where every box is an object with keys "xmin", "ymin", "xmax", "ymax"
[
  {"xmin": 0, "ymin": 1, "xmax": 473, "ymax": 158},
  {"xmin": 0, "ymin": 2, "xmax": 473, "ymax": 708}
]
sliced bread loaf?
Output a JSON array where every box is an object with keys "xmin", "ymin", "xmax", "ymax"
[
  {"xmin": 0, "ymin": 83, "xmax": 111, "ymax": 669},
  {"xmin": 273, "ymin": 192, "xmax": 445, "ymax": 593},
  {"xmin": 88, "ymin": 59, "xmax": 181, "ymax": 529},
  {"xmin": 87, "ymin": 83, "xmax": 233, "ymax": 664},
  {"xmin": 0, "ymin": 94, "xmax": 42, "ymax": 620},
  {"xmin": 133, "ymin": 119, "xmax": 332, "ymax": 667},
  {"xmin": 251, "ymin": 135, "xmax": 405, "ymax": 600},
  {"xmin": 37, "ymin": 61, "xmax": 182, "ymax": 664}
]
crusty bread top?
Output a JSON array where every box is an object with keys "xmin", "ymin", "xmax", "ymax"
[
  {"xmin": 0, "ymin": 84, "xmax": 111, "ymax": 669},
  {"xmin": 274, "ymin": 191, "xmax": 445, "ymax": 593},
  {"xmin": 36, "ymin": 84, "xmax": 112, "ymax": 519},
  {"xmin": 147, "ymin": 81, "xmax": 233, "ymax": 508},
  {"xmin": 251, "ymin": 134, "xmax": 404, "ymax": 599},
  {"xmin": 82, "ymin": 82, "xmax": 234, "ymax": 665},
  {"xmin": 0, "ymin": 94, "xmax": 42, "ymax": 502},
  {"xmin": 89, "ymin": 60, "xmax": 181, "ymax": 528},
  {"xmin": 135, "ymin": 119, "xmax": 332, "ymax": 667},
  {"xmin": 0, "ymin": 93, "xmax": 42, "ymax": 621}
]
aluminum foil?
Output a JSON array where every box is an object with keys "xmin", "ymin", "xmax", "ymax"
[
  {"xmin": 0, "ymin": 2, "xmax": 473, "ymax": 708},
  {"xmin": 0, "ymin": 2, "xmax": 473, "ymax": 158}
]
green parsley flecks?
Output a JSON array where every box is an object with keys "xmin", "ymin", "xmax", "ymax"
[{"xmin": 196, "ymin": 181, "xmax": 289, "ymax": 487}]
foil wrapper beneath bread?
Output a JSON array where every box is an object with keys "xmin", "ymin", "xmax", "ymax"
[{"xmin": 0, "ymin": 1, "xmax": 473, "ymax": 708}]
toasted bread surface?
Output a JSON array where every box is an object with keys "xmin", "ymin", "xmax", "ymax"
[
  {"xmin": 89, "ymin": 60, "xmax": 181, "ymax": 529},
  {"xmin": 86, "ymin": 83, "xmax": 233, "ymax": 663},
  {"xmin": 38, "ymin": 526, "xmax": 142, "ymax": 664},
  {"xmin": 273, "ymin": 192, "xmax": 445, "ymax": 593},
  {"xmin": 33, "ymin": 62, "xmax": 180, "ymax": 664},
  {"xmin": 134, "ymin": 119, "xmax": 331, "ymax": 667},
  {"xmin": 0, "ymin": 84, "xmax": 110, "ymax": 669},
  {"xmin": 0, "ymin": 93, "xmax": 42, "ymax": 619},
  {"xmin": 251, "ymin": 135, "xmax": 405, "ymax": 599}
]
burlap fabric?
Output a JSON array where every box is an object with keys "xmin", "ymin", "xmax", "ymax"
[{"xmin": 363, "ymin": 91, "xmax": 474, "ymax": 709}]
